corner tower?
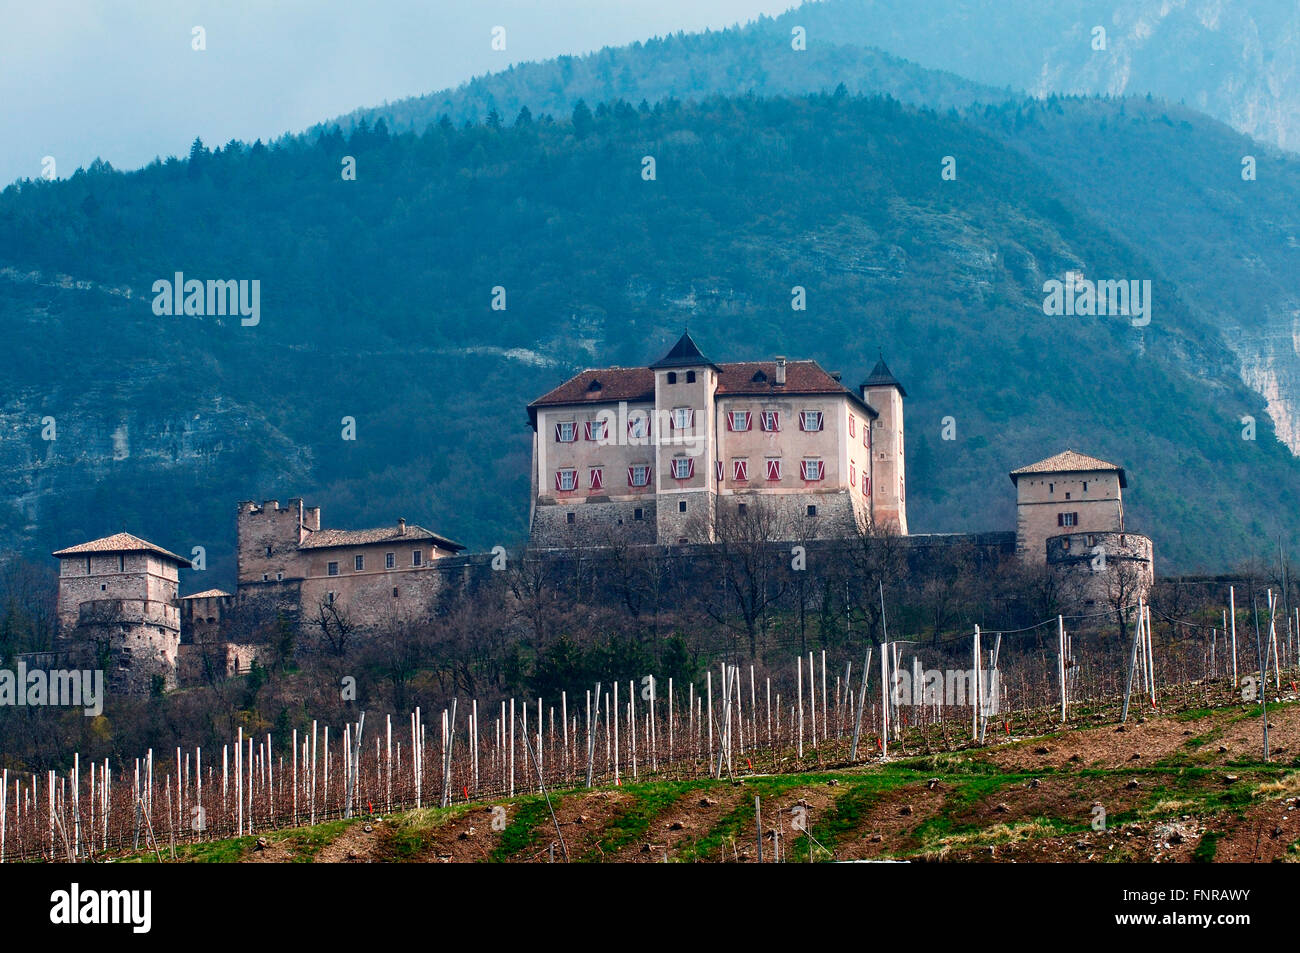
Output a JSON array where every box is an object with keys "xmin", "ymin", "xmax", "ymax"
[{"xmin": 861, "ymin": 356, "xmax": 908, "ymax": 534}]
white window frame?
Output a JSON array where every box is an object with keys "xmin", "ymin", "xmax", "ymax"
[
  {"xmin": 728, "ymin": 410, "xmax": 751, "ymax": 432},
  {"xmin": 733, "ymin": 459, "xmax": 749, "ymax": 481},
  {"xmin": 800, "ymin": 410, "xmax": 824, "ymax": 432},
  {"xmin": 760, "ymin": 410, "xmax": 780, "ymax": 432}
]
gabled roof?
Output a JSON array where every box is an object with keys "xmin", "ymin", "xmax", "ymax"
[
  {"xmin": 1010, "ymin": 449, "xmax": 1127, "ymax": 488},
  {"xmin": 298, "ymin": 524, "xmax": 465, "ymax": 553},
  {"xmin": 861, "ymin": 357, "xmax": 907, "ymax": 397},
  {"xmin": 649, "ymin": 330, "xmax": 720, "ymax": 371},
  {"xmin": 52, "ymin": 532, "xmax": 192, "ymax": 567}
]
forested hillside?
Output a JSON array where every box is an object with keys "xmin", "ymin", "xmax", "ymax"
[{"xmin": 3, "ymin": 91, "xmax": 1297, "ymax": 581}]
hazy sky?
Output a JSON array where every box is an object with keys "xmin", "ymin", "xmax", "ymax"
[{"xmin": 1, "ymin": 0, "xmax": 799, "ymax": 187}]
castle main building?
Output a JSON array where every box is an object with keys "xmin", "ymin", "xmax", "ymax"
[{"xmin": 526, "ymin": 332, "xmax": 907, "ymax": 546}]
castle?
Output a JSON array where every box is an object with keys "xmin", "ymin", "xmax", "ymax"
[
  {"xmin": 527, "ymin": 331, "xmax": 907, "ymax": 546},
  {"xmin": 53, "ymin": 335, "xmax": 1154, "ymax": 695}
]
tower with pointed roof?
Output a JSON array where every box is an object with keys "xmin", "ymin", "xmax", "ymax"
[
  {"xmin": 861, "ymin": 356, "xmax": 908, "ymax": 534},
  {"xmin": 651, "ymin": 330, "xmax": 720, "ymax": 543}
]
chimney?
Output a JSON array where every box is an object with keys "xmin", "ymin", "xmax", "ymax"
[
  {"xmin": 774, "ymin": 356, "xmax": 787, "ymax": 386},
  {"xmin": 830, "ymin": 371, "xmax": 842, "ymax": 382},
  {"xmin": 397, "ymin": 518, "xmax": 406, "ymax": 536}
]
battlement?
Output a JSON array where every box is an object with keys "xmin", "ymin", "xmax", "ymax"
[{"xmin": 238, "ymin": 498, "xmax": 321, "ymax": 530}]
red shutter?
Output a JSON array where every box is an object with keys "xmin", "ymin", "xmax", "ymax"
[
  {"xmin": 766, "ymin": 459, "xmax": 781, "ymax": 481},
  {"xmin": 850, "ymin": 462, "xmax": 856, "ymax": 485},
  {"xmin": 590, "ymin": 468, "xmax": 603, "ymax": 490},
  {"xmin": 554, "ymin": 423, "xmax": 562, "ymax": 442},
  {"xmin": 715, "ymin": 461, "xmax": 723, "ymax": 481},
  {"xmin": 627, "ymin": 466, "xmax": 635, "ymax": 487},
  {"xmin": 554, "ymin": 471, "xmax": 563, "ymax": 491},
  {"xmin": 1057, "ymin": 513, "xmax": 1064, "ymax": 527}
]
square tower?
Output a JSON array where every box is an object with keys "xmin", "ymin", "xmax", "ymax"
[{"xmin": 1010, "ymin": 450, "xmax": 1126, "ymax": 563}]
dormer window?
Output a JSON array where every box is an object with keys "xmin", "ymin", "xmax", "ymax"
[
  {"xmin": 587, "ymin": 379, "xmax": 602, "ymax": 392},
  {"xmin": 751, "ymin": 370, "xmax": 767, "ymax": 383}
]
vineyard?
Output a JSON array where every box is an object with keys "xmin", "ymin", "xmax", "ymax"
[{"xmin": 2, "ymin": 595, "xmax": 1298, "ymax": 863}]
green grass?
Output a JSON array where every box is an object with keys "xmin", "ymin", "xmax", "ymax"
[
  {"xmin": 490, "ymin": 796, "xmax": 557, "ymax": 862},
  {"xmin": 587, "ymin": 780, "xmax": 706, "ymax": 860}
]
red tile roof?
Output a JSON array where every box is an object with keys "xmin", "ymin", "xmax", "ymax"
[
  {"xmin": 298, "ymin": 524, "xmax": 465, "ymax": 553},
  {"xmin": 528, "ymin": 360, "xmax": 878, "ymax": 423},
  {"xmin": 52, "ymin": 532, "xmax": 192, "ymax": 567},
  {"xmin": 1010, "ymin": 450, "xmax": 1127, "ymax": 487}
]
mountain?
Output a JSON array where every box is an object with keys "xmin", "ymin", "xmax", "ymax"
[
  {"xmin": 4, "ymin": 91, "xmax": 1300, "ymax": 583},
  {"xmin": 327, "ymin": 0, "xmax": 1300, "ymax": 153}
]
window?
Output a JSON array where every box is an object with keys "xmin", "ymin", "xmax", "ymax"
[
  {"xmin": 727, "ymin": 410, "xmax": 751, "ymax": 432},
  {"xmin": 554, "ymin": 420, "xmax": 577, "ymax": 442},
  {"xmin": 327, "ymin": 591, "xmax": 336, "ymax": 604},
  {"xmin": 800, "ymin": 410, "xmax": 824, "ymax": 432},
  {"xmin": 862, "ymin": 473, "xmax": 870, "ymax": 496},
  {"xmin": 1049, "ymin": 482, "xmax": 1054, "ymax": 493},
  {"xmin": 850, "ymin": 461, "xmax": 856, "ymax": 486},
  {"xmin": 1065, "ymin": 492, "xmax": 1071, "ymax": 500},
  {"xmin": 119, "ymin": 554, "xmax": 125, "ymax": 572},
  {"xmin": 355, "ymin": 555, "xmax": 365, "ymax": 571},
  {"xmin": 667, "ymin": 372, "xmax": 677, "ymax": 384},
  {"xmin": 584, "ymin": 419, "xmax": 607, "ymax": 441},
  {"xmin": 327, "ymin": 561, "xmax": 339, "ymax": 576},
  {"xmin": 1058, "ymin": 512, "xmax": 1078, "ymax": 527},
  {"xmin": 554, "ymin": 468, "xmax": 578, "ymax": 491},
  {"xmin": 589, "ymin": 467, "xmax": 605, "ymax": 490},
  {"xmin": 738, "ymin": 503, "xmax": 748, "ymax": 515},
  {"xmin": 628, "ymin": 464, "xmax": 651, "ymax": 487},
  {"xmin": 863, "ymin": 426, "xmax": 869, "ymax": 449},
  {"xmin": 265, "ymin": 546, "xmax": 272, "ymax": 557},
  {"xmin": 85, "ymin": 557, "xmax": 91, "ymax": 575},
  {"xmin": 800, "ymin": 458, "xmax": 824, "ymax": 481},
  {"xmin": 848, "ymin": 415, "xmax": 856, "ymax": 438},
  {"xmin": 101, "ymin": 583, "xmax": 107, "ymax": 591},
  {"xmin": 686, "ymin": 371, "xmax": 696, "ymax": 383},
  {"xmin": 385, "ymin": 552, "xmax": 395, "ymax": 569},
  {"xmin": 760, "ymin": 410, "xmax": 780, "ymax": 432},
  {"xmin": 807, "ymin": 505, "xmax": 817, "ymax": 517},
  {"xmin": 765, "ymin": 458, "xmax": 782, "ymax": 481},
  {"xmin": 670, "ymin": 457, "xmax": 695, "ymax": 480},
  {"xmin": 670, "ymin": 407, "xmax": 695, "ymax": 430},
  {"xmin": 1086, "ymin": 534, "xmax": 1096, "ymax": 547},
  {"xmin": 732, "ymin": 459, "xmax": 749, "ymax": 481},
  {"xmin": 1083, "ymin": 481, "xmax": 1089, "ymax": 492},
  {"xmin": 634, "ymin": 508, "xmax": 644, "ymax": 520},
  {"xmin": 392, "ymin": 587, "xmax": 399, "ymax": 598},
  {"xmin": 678, "ymin": 501, "xmax": 687, "ymax": 513},
  {"xmin": 276, "ymin": 571, "xmax": 283, "ymax": 581},
  {"xmin": 627, "ymin": 415, "xmax": 648, "ymax": 439},
  {"xmin": 263, "ymin": 573, "xmax": 269, "ymax": 581},
  {"xmin": 412, "ymin": 550, "xmax": 423, "ymax": 567},
  {"xmin": 567, "ymin": 512, "xmax": 575, "ymax": 524}
]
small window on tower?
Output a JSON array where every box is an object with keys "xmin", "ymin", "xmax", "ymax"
[
  {"xmin": 686, "ymin": 371, "xmax": 696, "ymax": 383},
  {"xmin": 679, "ymin": 500, "xmax": 687, "ymax": 513},
  {"xmin": 667, "ymin": 372, "xmax": 677, "ymax": 384},
  {"xmin": 634, "ymin": 508, "xmax": 644, "ymax": 521},
  {"xmin": 119, "ymin": 554, "xmax": 125, "ymax": 572},
  {"xmin": 567, "ymin": 512, "xmax": 575, "ymax": 524}
]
